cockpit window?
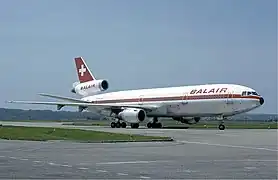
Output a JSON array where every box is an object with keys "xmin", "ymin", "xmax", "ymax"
[
  {"xmin": 242, "ymin": 91, "xmax": 259, "ymax": 96},
  {"xmin": 252, "ymin": 91, "xmax": 259, "ymax": 96}
]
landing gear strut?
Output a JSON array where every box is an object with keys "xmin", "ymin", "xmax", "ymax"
[
  {"xmin": 110, "ymin": 120, "xmax": 127, "ymax": 128},
  {"xmin": 218, "ymin": 118, "xmax": 226, "ymax": 130},
  {"xmin": 147, "ymin": 117, "xmax": 163, "ymax": 128}
]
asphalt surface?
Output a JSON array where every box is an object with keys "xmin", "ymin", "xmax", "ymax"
[{"xmin": 0, "ymin": 121, "xmax": 277, "ymax": 179}]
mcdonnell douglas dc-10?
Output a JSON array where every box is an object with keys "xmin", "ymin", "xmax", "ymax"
[{"xmin": 7, "ymin": 57, "xmax": 265, "ymax": 130}]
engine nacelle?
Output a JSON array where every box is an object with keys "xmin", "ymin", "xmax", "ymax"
[
  {"xmin": 71, "ymin": 79, "xmax": 109, "ymax": 96},
  {"xmin": 173, "ymin": 117, "xmax": 201, "ymax": 125},
  {"xmin": 117, "ymin": 108, "xmax": 146, "ymax": 124}
]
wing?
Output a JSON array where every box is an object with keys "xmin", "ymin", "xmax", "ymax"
[{"xmin": 6, "ymin": 100, "xmax": 159, "ymax": 112}]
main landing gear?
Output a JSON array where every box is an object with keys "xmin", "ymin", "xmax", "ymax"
[
  {"xmin": 110, "ymin": 119, "xmax": 139, "ymax": 129},
  {"xmin": 147, "ymin": 117, "xmax": 163, "ymax": 128},
  {"xmin": 110, "ymin": 120, "xmax": 127, "ymax": 128}
]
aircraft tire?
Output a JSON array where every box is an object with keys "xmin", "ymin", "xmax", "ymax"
[
  {"xmin": 116, "ymin": 122, "xmax": 121, "ymax": 128},
  {"xmin": 218, "ymin": 124, "xmax": 225, "ymax": 130},
  {"xmin": 157, "ymin": 122, "xmax": 162, "ymax": 128},
  {"xmin": 111, "ymin": 122, "xmax": 116, "ymax": 128},
  {"xmin": 131, "ymin": 123, "xmax": 139, "ymax": 129},
  {"xmin": 153, "ymin": 122, "xmax": 162, "ymax": 128},
  {"xmin": 147, "ymin": 122, "xmax": 152, "ymax": 128},
  {"xmin": 147, "ymin": 122, "xmax": 163, "ymax": 128},
  {"xmin": 121, "ymin": 122, "xmax": 127, "ymax": 128}
]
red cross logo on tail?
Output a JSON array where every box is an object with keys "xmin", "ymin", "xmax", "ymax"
[
  {"xmin": 79, "ymin": 64, "xmax": 87, "ymax": 76},
  {"xmin": 74, "ymin": 57, "xmax": 95, "ymax": 83}
]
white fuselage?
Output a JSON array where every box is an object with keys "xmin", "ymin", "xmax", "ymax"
[{"xmin": 81, "ymin": 84, "xmax": 263, "ymax": 118}]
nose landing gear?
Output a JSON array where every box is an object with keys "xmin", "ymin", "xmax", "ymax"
[
  {"xmin": 218, "ymin": 124, "xmax": 225, "ymax": 130},
  {"xmin": 218, "ymin": 117, "xmax": 226, "ymax": 130}
]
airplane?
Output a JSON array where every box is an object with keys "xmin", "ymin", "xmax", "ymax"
[
  {"xmin": 70, "ymin": 57, "xmax": 109, "ymax": 96},
  {"xmin": 7, "ymin": 57, "xmax": 265, "ymax": 130}
]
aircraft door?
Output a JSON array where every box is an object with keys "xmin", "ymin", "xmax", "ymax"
[
  {"xmin": 182, "ymin": 92, "xmax": 188, "ymax": 105},
  {"xmin": 226, "ymin": 91, "xmax": 234, "ymax": 105},
  {"xmin": 227, "ymin": 91, "xmax": 240, "ymax": 113},
  {"xmin": 138, "ymin": 95, "xmax": 144, "ymax": 105}
]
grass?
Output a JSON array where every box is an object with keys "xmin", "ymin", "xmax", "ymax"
[{"xmin": 0, "ymin": 125, "xmax": 173, "ymax": 142}]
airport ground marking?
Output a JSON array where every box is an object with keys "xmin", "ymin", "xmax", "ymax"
[
  {"xmin": 33, "ymin": 160, "xmax": 42, "ymax": 163},
  {"xmin": 177, "ymin": 140, "xmax": 278, "ymax": 152},
  {"xmin": 96, "ymin": 160, "xmax": 171, "ymax": 165},
  {"xmin": 140, "ymin": 176, "xmax": 151, "ymax": 179},
  {"xmin": 19, "ymin": 158, "xmax": 28, "ymax": 161},
  {"xmin": 244, "ymin": 167, "xmax": 257, "ymax": 170},
  {"xmin": 197, "ymin": 159, "xmax": 278, "ymax": 162},
  {"xmin": 96, "ymin": 169, "xmax": 108, "ymax": 173},
  {"xmin": 48, "ymin": 162, "xmax": 62, "ymax": 166},
  {"xmin": 117, "ymin": 172, "xmax": 128, "ymax": 176}
]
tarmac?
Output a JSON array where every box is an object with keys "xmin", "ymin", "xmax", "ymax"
[{"xmin": 0, "ymin": 121, "xmax": 277, "ymax": 179}]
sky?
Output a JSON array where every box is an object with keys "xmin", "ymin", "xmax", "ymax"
[{"xmin": 0, "ymin": 0, "xmax": 277, "ymax": 114}]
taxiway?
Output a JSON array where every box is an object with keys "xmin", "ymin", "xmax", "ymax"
[{"xmin": 0, "ymin": 121, "xmax": 277, "ymax": 179}]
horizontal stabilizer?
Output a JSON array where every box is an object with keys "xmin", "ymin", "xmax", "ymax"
[
  {"xmin": 6, "ymin": 100, "xmax": 91, "ymax": 106},
  {"xmin": 38, "ymin": 93, "xmax": 86, "ymax": 103}
]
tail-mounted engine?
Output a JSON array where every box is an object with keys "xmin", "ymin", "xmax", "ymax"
[
  {"xmin": 117, "ymin": 108, "xmax": 146, "ymax": 124},
  {"xmin": 71, "ymin": 79, "xmax": 109, "ymax": 96},
  {"xmin": 98, "ymin": 79, "xmax": 109, "ymax": 91}
]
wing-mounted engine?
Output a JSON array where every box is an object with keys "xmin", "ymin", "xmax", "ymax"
[
  {"xmin": 71, "ymin": 79, "xmax": 109, "ymax": 96},
  {"xmin": 117, "ymin": 108, "xmax": 146, "ymax": 124},
  {"xmin": 173, "ymin": 117, "xmax": 201, "ymax": 125}
]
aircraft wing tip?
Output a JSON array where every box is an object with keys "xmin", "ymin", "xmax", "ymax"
[{"xmin": 5, "ymin": 100, "xmax": 15, "ymax": 104}]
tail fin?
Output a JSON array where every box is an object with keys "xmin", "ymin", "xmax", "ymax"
[{"xmin": 74, "ymin": 57, "xmax": 95, "ymax": 83}]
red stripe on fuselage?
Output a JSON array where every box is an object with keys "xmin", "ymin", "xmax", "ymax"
[{"xmin": 91, "ymin": 94, "xmax": 260, "ymax": 104}]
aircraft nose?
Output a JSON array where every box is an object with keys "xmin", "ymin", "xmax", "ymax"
[{"xmin": 259, "ymin": 97, "xmax": 264, "ymax": 105}]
